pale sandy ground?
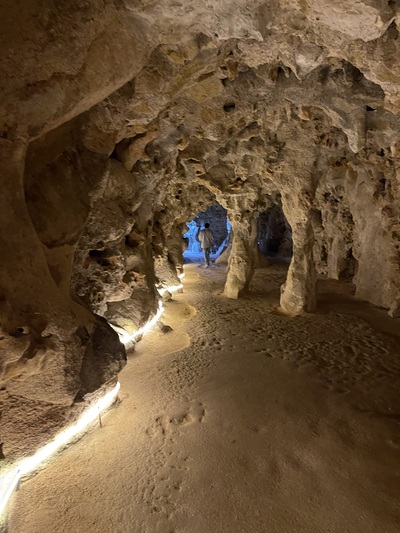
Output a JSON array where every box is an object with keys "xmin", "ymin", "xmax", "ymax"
[{"xmin": 6, "ymin": 262, "xmax": 400, "ymax": 533}]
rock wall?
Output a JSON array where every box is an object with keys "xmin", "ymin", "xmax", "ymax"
[{"xmin": 2, "ymin": 0, "xmax": 400, "ymax": 459}]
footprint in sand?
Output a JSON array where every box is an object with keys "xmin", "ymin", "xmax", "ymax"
[{"xmin": 148, "ymin": 402, "xmax": 206, "ymax": 441}]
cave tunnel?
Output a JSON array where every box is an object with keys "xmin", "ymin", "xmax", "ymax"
[
  {"xmin": 257, "ymin": 202, "xmax": 293, "ymax": 260},
  {"xmin": 2, "ymin": 2, "xmax": 400, "ymax": 532},
  {"xmin": 183, "ymin": 202, "xmax": 231, "ymax": 263}
]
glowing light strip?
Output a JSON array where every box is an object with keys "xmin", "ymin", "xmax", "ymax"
[
  {"xmin": 0, "ymin": 469, "xmax": 20, "ymax": 516},
  {"xmin": 0, "ymin": 381, "xmax": 120, "ymax": 518},
  {"xmin": 128, "ymin": 300, "xmax": 165, "ymax": 341},
  {"xmin": 110, "ymin": 300, "xmax": 165, "ymax": 346},
  {"xmin": 158, "ymin": 283, "xmax": 183, "ymax": 296},
  {"xmin": 110, "ymin": 283, "xmax": 184, "ymax": 346},
  {"xmin": 0, "ymin": 281, "xmax": 186, "ymax": 516}
]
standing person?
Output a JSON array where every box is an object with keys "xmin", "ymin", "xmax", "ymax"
[{"xmin": 197, "ymin": 223, "xmax": 214, "ymax": 267}]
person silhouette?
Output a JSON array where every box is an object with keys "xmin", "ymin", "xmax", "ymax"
[{"xmin": 197, "ymin": 223, "xmax": 214, "ymax": 267}]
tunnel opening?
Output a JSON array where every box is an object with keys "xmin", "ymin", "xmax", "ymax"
[
  {"xmin": 257, "ymin": 203, "xmax": 293, "ymax": 260},
  {"xmin": 183, "ymin": 202, "xmax": 231, "ymax": 264},
  {"xmin": 338, "ymin": 247, "xmax": 358, "ymax": 281}
]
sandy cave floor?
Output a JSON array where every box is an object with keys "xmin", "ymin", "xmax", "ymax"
[{"xmin": 6, "ymin": 262, "xmax": 400, "ymax": 533}]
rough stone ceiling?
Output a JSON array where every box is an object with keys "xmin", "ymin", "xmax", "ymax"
[
  {"xmin": 1, "ymin": 0, "xmax": 399, "ymax": 138},
  {"xmin": 1, "ymin": 0, "xmax": 400, "ymax": 463}
]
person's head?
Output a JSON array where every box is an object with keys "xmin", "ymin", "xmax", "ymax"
[{"xmin": 205, "ymin": 223, "xmax": 210, "ymax": 229}]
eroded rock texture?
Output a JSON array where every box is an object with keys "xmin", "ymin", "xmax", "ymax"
[{"xmin": 2, "ymin": 0, "xmax": 400, "ymax": 459}]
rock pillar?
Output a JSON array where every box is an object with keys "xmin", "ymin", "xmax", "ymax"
[
  {"xmin": 279, "ymin": 192, "xmax": 317, "ymax": 314},
  {"xmin": 223, "ymin": 213, "xmax": 258, "ymax": 299}
]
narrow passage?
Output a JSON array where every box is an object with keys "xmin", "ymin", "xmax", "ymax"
[{"xmin": 8, "ymin": 263, "xmax": 400, "ymax": 533}]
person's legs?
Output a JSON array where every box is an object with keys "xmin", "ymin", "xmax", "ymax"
[{"xmin": 205, "ymin": 247, "xmax": 211, "ymax": 267}]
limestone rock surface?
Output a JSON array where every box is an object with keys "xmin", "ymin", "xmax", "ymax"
[{"xmin": 2, "ymin": 0, "xmax": 400, "ymax": 460}]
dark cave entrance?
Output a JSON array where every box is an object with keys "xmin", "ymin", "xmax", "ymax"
[{"xmin": 258, "ymin": 203, "xmax": 293, "ymax": 259}]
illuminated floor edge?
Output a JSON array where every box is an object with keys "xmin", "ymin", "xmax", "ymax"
[
  {"xmin": 110, "ymin": 283, "xmax": 184, "ymax": 346},
  {"xmin": 0, "ymin": 279, "xmax": 184, "ymax": 519},
  {"xmin": 0, "ymin": 381, "xmax": 120, "ymax": 518}
]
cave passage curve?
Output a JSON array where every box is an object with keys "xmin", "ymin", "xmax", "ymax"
[
  {"xmin": 2, "ymin": 2, "xmax": 400, "ymax": 526},
  {"xmin": 7, "ymin": 262, "xmax": 400, "ymax": 533}
]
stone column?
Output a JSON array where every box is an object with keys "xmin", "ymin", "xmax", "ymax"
[
  {"xmin": 279, "ymin": 192, "xmax": 317, "ymax": 314},
  {"xmin": 223, "ymin": 212, "xmax": 258, "ymax": 299}
]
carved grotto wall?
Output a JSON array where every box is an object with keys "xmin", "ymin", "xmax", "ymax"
[{"xmin": 1, "ymin": 0, "xmax": 400, "ymax": 460}]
